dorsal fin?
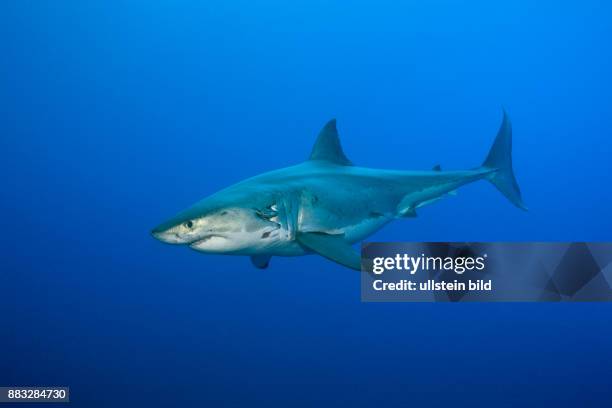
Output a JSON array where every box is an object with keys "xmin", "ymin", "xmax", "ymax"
[{"xmin": 308, "ymin": 119, "xmax": 353, "ymax": 166}]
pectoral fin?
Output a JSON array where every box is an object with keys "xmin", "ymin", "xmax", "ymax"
[
  {"xmin": 296, "ymin": 232, "xmax": 361, "ymax": 271},
  {"xmin": 251, "ymin": 255, "xmax": 271, "ymax": 269}
]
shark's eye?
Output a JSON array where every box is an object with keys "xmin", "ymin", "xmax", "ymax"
[{"xmin": 184, "ymin": 221, "xmax": 193, "ymax": 229}]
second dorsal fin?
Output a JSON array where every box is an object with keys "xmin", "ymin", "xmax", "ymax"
[{"xmin": 308, "ymin": 119, "xmax": 353, "ymax": 166}]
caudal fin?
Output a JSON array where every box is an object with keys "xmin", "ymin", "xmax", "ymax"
[{"xmin": 481, "ymin": 110, "xmax": 527, "ymax": 210}]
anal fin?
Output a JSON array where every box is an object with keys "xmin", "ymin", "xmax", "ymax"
[{"xmin": 296, "ymin": 232, "xmax": 361, "ymax": 271}]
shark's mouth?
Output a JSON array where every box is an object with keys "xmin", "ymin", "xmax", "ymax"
[
  {"xmin": 189, "ymin": 234, "xmax": 228, "ymax": 251},
  {"xmin": 190, "ymin": 234, "xmax": 222, "ymax": 244}
]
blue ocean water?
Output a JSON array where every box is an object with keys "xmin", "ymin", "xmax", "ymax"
[{"xmin": 1, "ymin": 1, "xmax": 611, "ymax": 406}]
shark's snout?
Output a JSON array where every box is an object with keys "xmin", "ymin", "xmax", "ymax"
[
  {"xmin": 151, "ymin": 225, "xmax": 187, "ymax": 244},
  {"xmin": 150, "ymin": 228, "xmax": 164, "ymax": 240}
]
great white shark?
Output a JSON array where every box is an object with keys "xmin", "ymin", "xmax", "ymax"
[{"xmin": 152, "ymin": 111, "xmax": 525, "ymax": 270}]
